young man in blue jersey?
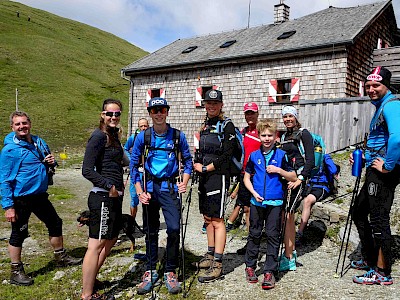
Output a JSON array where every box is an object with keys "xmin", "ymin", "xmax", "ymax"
[
  {"xmin": 130, "ymin": 98, "xmax": 192, "ymax": 295},
  {"xmin": 350, "ymin": 66, "xmax": 400, "ymax": 285},
  {"xmin": 243, "ymin": 119, "xmax": 296, "ymax": 289}
]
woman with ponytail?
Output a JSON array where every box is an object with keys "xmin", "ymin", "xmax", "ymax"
[
  {"xmin": 193, "ymin": 89, "xmax": 236, "ymax": 283},
  {"xmin": 81, "ymin": 99, "xmax": 124, "ymax": 300}
]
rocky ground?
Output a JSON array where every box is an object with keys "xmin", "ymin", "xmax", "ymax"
[{"xmin": 1, "ymin": 152, "xmax": 400, "ymax": 299}]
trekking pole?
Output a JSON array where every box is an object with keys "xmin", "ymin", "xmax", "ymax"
[
  {"xmin": 322, "ymin": 191, "xmax": 352, "ymax": 204},
  {"xmin": 334, "ymin": 146, "xmax": 363, "ymax": 278},
  {"xmin": 177, "ymin": 152, "xmax": 188, "ymax": 297},
  {"xmin": 278, "ymin": 188, "xmax": 291, "ymax": 271},
  {"xmin": 142, "ymin": 146, "xmax": 156, "ymax": 300}
]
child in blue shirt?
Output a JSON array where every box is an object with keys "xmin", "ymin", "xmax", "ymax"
[{"xmin": 243, "ymin": 119, "xmax": 297, "ymax": 289}]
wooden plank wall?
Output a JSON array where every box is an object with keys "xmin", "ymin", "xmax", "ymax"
[{"xmin": 373, "ymin": 46, "xmax": 400, "ymax": 85}]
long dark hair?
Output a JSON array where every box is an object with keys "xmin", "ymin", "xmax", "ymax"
[{"xmin": 99, "ymin": 98, "xmax": 122, "ymax": 146}]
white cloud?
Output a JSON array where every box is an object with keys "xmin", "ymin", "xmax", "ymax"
[{"xmin": 13, "ymin": 0, "xmax": 400, "ymax": 52}]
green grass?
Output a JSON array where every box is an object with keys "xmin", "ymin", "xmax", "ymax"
[{"xmin": 0, "ymin": 0, "xmax": 147, "ymax": 151}]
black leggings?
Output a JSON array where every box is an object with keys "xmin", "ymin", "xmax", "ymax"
[{"xmin": 352, "ymin": 165, "xmax": 400, "ymax": 274}]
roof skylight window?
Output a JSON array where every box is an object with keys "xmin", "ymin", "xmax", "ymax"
[
  {"xmin": 277, "ymin": 30, "xmax": 296, "ymax": 40},
  {"xmin": 182, "ymin": 46, "xmax": 198, "ymax": 53},
  {"xmin": 220, "ymin": 40, "xmax": 237, "ymax": 48}
]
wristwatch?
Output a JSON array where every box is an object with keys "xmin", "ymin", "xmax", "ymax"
[
  {"xmin": 298, "ymin": 175, "xmax": 304, "ymax": 181},
  {"xmin": 202, "ymin": 166, "xmax": 207, "ymax": 173}
]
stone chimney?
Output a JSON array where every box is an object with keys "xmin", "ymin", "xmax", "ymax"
[{"xmin": 274, "ymin": 1, "xmax": 290, "ymax": 24}]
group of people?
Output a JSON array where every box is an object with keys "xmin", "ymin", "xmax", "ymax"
[{"xmin": 1, "ymin": 66, "xmax": 399, "ymax": 299}]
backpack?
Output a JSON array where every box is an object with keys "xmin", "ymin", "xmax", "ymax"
[
  {"xmin": 281, "ymin": 128, "xmax": 326, "ymax": 177},
  {"xmin": 215, "ymin": 118, "xmax": 244, "ymax": 175},
  {"xmin": 143, "ymin": 127, "xmax": 181, "ymax": 160},
  {"xmin": 323, "ymin": 160, "xmax": 341, "ymax": 196}
]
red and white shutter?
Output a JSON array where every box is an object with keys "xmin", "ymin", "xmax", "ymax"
[
  {"xmin": 268, "ymin": 80, "xmax": 277, "ymax": 103},
  {"xmin": 160, "ymin": 88, "xmax": 165, "ymax": 98},
  {"xmin": 193, "ymin": 132, "xmax": 200, "ymax": 151},
  {"xmin": 195, "ymin": 87, "xmax": 203, "ymax": 107},
  {"xmin": 359, "ymin": 81, "xmax": 364, "ymax": 97},
  {"xmin": 377, "ymin": 38, "xmax": 382, "ymax": 49},
  {"xmin": 290, "ymin": 78, "xmax": 300, "ymax": 102},
  {"xmin": 146, "ymin": 89, "xmax": 152, "ymax": 107}
]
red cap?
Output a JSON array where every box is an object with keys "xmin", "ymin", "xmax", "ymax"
[{"xmin": 243, "ymin": 102, "xmax": 259, "ymax": 112}]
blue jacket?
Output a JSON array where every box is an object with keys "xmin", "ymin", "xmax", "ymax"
[
  {"xmin": 0, "ymin": 132, "xmax": 50, "ymax": 209},
  {"xmin": 130, "ymin": 125, "xmax": 192, "ymax": 193},
  {"xmin": 245, "ymin": 147, "xmax": 292, "ymax": 207},
  {"xmin": 307, "ymin": 154, "xmax": 338, "ymax": 193},
  {"xmin": 124, "ymin": 129, "xmax": 140, "ymax": 157},
  {"xmin": 366, "ymin": 91, "xmax": 400, "ymax": 171}
]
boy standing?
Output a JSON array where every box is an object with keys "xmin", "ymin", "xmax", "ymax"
[{"xmin": 243, "ymin": 119, "xmax": 296, "ymax": 289}]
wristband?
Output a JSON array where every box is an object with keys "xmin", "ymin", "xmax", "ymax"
[
  {"xmin": 298, "ymin": 175, "xmax": 304, "ymax": 181},
  {"xmin": 137, "ymin": 192, "xmax": 144, "ymax": 197},
  {"xmin": 202, "ymin": 166, "xmax": 207, "ymax": 173}
]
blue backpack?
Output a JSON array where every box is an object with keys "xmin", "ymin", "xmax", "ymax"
[
  {"xmin": 215, "ymin": 118, "xmax": 245, "ymax": 175},
  {"xmin": 282, "ymin": 128, "xmax": 326, "ymax": 177}
]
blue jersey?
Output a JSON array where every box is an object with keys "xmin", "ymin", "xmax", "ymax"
[
  {"xmin": 366, "ymin": 91, "xmax": 400, "ymax": 171},
  {"xmin": 130, "ymin": 125, "xmax": 192, "ymax": 193}
]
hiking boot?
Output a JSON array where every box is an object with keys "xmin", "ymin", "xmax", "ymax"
[
  {"xmin": 54, "ymin": 249, "xmax": 82, "ymax": 267},
  {"xmin": 198, "ymin": 260, "xmax": 223, "ymax": 283},
  {"xmin": 353, "ymin": 269, "xmax": 393, "ymax": 285},
  {"xmin": 163, "ymin": 272, "xmax": 182, "ymax": 294},
  {"xmin": 201, "ymin": 222, "xmax": 207, "ymax": 234},
  {"xmin": 10, "ymin": 262, "xmax": 33, "ymax": 286},
  {"xmin": 350, "ymin": 259, "xmax": 370, "ymax": 271},
  {"xmin": 137, "ymin": 270, "xmax": 158, "ymax": 295},
  {"xmin": 192, "ymin": 253, "xmax": 214, "ymax": 269},
  {"xmin": 245, "ymin": 267, "xmax": 258, "ymax": 283},
  {"xmin": 278, "ymin": 254, "xmax": 296, "ymax": 272},
  {"xmin": 93, "ymin": 278, "xmax": 112, "ymax": 291},
  {"xmin": 226, "ymin": 223, "xmax": 234, "ymax": 232},
  {"xmin": 262, "ymin": 272, "xmax": 276, "ymax": 289},
  {"xmin": 295, "ymin": 231, "xmax": 303, "ymax": 247},
  {"xmin": 81, "ymin": 292, "xmax": 115, "ymax": 300}
]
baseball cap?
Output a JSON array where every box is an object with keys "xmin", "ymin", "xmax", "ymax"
[
  {"xmin": 366, "ymin": 66, "xmax": 391, "ymax": 89},
  {"xmin": 243, "ymin": 102, "xmax": 259, "ymax": 112},
  {"xmin": 204, "ymin": 89, "xmax": 223, "ymax": 102},
  {"xmin": 147, "ymin": 97, "xmax": 170, "ymax": 111}
]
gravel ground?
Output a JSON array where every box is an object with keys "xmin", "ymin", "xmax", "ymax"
[{"xmin": 1, "ymin": 153, "xmax": 399, "ymax": 299}]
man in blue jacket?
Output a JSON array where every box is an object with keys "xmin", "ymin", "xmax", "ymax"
[
  {"xmin": 130, "ymin": 98, "xmax": 192, "ymax": 295},
  {"xmin": 350, "ymin": 66, "xmax": 400, "ymax": 285},
  {"xmin": 0, "ymin": 111, "xmax": 81, "ymax": 286}
]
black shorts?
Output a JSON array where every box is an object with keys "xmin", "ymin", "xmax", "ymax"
[
  {"xmin": 236, "ymin": 174, "xmax": 251, "ymax": 207},
  {"xmin": 87, "ymin": 191, "xmax": 123, "ymax": 240},
  {"xmin": 307, "ymin": 187, "xmax": 329, "ymax": 202},
  {"xmin": 9, "ymin": 193, "xmax": 63, "ymax": 247},
  {"xmin": 198, "ymin": 173, "xmax": 229, "ymax": 219},
  {"xmin": 283, "ymin": 183, "xmax": 305, "ymax": 212}
]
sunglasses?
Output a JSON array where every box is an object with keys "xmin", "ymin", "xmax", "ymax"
[
  {"xmin": 149, "ymin": 107, "xmax": 168, "ymax": 114},
  {"xmin": 103, "ymin": 111, "xmax": 121, "ymax": 117}
]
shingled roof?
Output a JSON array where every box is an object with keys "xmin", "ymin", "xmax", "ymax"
[{"xmin": 122, "ymin": 0, "xmax": 395, "ymax": 75}]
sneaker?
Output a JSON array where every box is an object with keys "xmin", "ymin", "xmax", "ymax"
[
  {"xmin": 137, "ymin": 270, "xmax": 158, "ymax": 295},
  {"xmin": 198, "ymin": 260, "xmax": 223, "ymax": 283},
  {"xmin": 262, "ymin": 272, "xmax": 276, "ymax": 289},
  {"xmin": 295, "ymin": 231, "xmax": 303, "ymax": 247},
  {"xmin": 278, "ymin": 254, "xmax": 296, "ymax": 272},
  {"xmin": 245, "ymin": 267, "xmax": 258, "ymax": 283},
  {"xmin": 226, "ymin": 223, "xmax": 234, "ymax": 232},
  {"xmin": 353, "ymin": 269, "xmax": 393, "ymax": 285},
  {"xmin": 201, "ymin": 223, "xmax": 207, "ymax": 234},
  {"xmin": 192, "ymin": 253, "xmax": 214, "ymax": 269},
  {"xmin": 350, "ymin": 259, "xmax": 370, "ymax": 271},
  {"xmin": 163, "ymin": 272, "xmax": 182, "ymax": 294}
]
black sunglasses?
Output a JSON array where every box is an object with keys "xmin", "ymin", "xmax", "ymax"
[
  {"xmin": 149, "ymin": 107, "xmax": 168, "ymax": 114},
  {"xmin": 103, "ymin": 111, "xmax": 121, "ymax": 117}
]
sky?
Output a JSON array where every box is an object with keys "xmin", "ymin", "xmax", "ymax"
[{"xmin": 12, "ymin": 0, "xmax": 400, "ymax": 53}]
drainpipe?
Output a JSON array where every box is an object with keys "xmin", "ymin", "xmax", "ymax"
[{"xmin": 120, "ymin": 71, "xmax": 134, "ymax": 137}]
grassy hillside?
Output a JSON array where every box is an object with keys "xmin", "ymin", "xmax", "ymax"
[{"xmin": 0, "ymin": 0, "xmax": 147, "ymax": 151}]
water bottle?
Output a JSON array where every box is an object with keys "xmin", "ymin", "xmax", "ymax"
[
  {"xmin": 352, "ymin": 147, "xmax": 363, "ymax": 177},
  {"xmin": 314, "ymin": 146, "xmax": 324, "ymax": 168}
]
